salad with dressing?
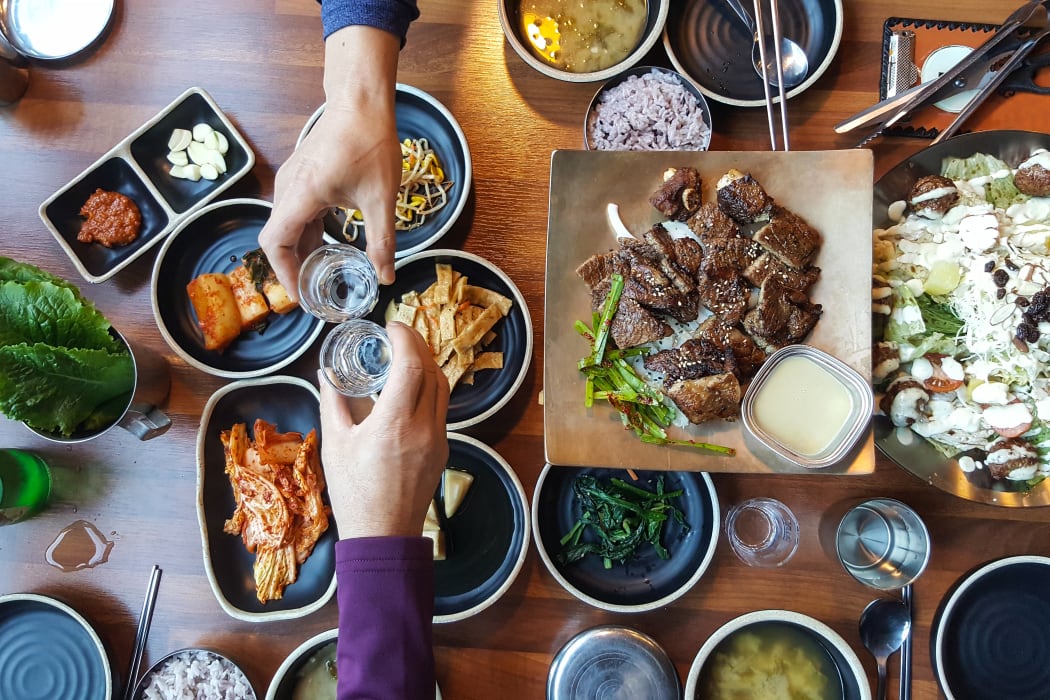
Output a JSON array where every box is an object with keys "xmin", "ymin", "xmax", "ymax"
[{"xmin": 874, "ymin": 148, "xmax": 1050, "ymax": 486}]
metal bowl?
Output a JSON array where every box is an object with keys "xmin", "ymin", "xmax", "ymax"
[{"xmin": 133, "ymin": 648, "xmax": 255, "ymax": 699}]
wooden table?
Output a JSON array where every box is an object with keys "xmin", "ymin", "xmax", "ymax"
[{"xmin": 2, "ymin": 1, "xmax": 1049, "ymax": 698}]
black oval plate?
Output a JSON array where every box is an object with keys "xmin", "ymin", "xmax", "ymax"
[
  {"xmin": 377, "ymin": 249, "xmax": 533, "ymax": 430},
  {"xmin": 303, "ymin": 84, "xmax": 472, "ymax": 258},
  {"xmin": 152, "ymin": 199, "xmax": 324, "ymax": 378},
  {"xmin": 0, "ymin": 594, "xmax": 112, "ymax": 700},
  {"xmin": 196, "ymin": 376, "xmax": 337, "ymax": 621},
  {"xmin": 434, "ymin": 434, "xmax": 529, "ymax": 622},
  {"xmin": 663, "ymin": 0, "xmax": 842, "ymax": 107},
  {"xmin": 533, "ymin": 465, "xmax": 718, "ymax": 611},
  {"xmin": 873, "ymin": 130, "xmax": 1050, "ymax": 507},
  {"xmin": 933, "ymin": 556, "xmax": 1050, "ymax": 699}
]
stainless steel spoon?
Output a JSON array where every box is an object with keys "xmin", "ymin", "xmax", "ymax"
[
  {"xmin": 859, "ymin": 598, "xmax": 912, "ymax": 700},
  {"xmin": 722, "ymin": 0, "xmax": 810, "ymax": 89}
]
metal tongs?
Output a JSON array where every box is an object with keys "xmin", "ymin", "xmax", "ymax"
[{"xmin": 837, "ymin": 0, "xmax": 1050, "ymax": 146}]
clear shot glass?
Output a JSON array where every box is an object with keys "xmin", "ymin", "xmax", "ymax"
[
  {"xmin": 298, "ymin": 244, "xmax": 379, "ymax": 323},
  {"xmin": 319, "ymin": 319, "xmax": 392, "ymax": 397},
  {"xmin": 724, "ymin": 497, "xmax": 800, "ymax": 568}
]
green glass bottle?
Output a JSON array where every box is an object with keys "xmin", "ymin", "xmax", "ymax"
[{"xmin": 0, "ymin": 449, "xmax": 52, "ymax": 525}]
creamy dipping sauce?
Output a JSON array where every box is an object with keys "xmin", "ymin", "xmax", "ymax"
[
  {"xmin": 752, "ymin": 355, "xmax": 854, "ymax": 457},
  {"xmin": 518, "ymin": 0, "xmax": 647, "ymax": 73}
]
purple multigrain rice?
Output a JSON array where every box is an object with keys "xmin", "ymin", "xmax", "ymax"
[{"xmin": 587, "ymin": 70, "xmax": 711, "ymax": 151}]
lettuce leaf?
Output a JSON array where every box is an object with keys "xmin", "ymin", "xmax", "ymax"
[
  {"xmin": 941, "ymin": 153, "xmax": 1012, "ymax": 180},
  {"xmin": 0, "ymin": 279, "xmax": 119, "ymax": 352},
  {"xmin": 0, "ymin": 256, "xmax": 85, "ymax": 300},
  {"xmin": 0, "ymin": 343, "xmax": 133, "ymax": 436},
  {"xmin": 886, "ymin": 285, "xmax": 926, "ymax": 343}
]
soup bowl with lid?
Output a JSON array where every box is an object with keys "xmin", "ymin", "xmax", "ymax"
[{"xmin": 498, "ymin": 0, "xmax": 670, "ymax": 83}]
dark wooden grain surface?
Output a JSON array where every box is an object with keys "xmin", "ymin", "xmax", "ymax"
[{"xmin": 2, "ymin": 1, "xmax": 1048, "ymax": 698}]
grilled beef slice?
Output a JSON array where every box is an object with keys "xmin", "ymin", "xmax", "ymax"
[
  {"xmin": 649, "ymin": 167, "xmax": 703, "ymax": 221},
  {"xmin": 716, "ymin": 170, "xmax": 775, "ymax": 224},
  {"xmin": 742, "ymin": 252, "xmax": 821, "ymax": 291},
  {"xmin": 665, "ymin": 373, "xmax": 742, "ymax": 424},
  {"xmin": 743, "ymin": 277, "xmax": 823, "ymax": 350},
  {"xmin": 752, "ymin": 206, "xmax": 822, "ymax": 269}
]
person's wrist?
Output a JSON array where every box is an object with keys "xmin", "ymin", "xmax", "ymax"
[{"xmin": 322, "ymin": 25, "xmax": 399, "ymax": 113}]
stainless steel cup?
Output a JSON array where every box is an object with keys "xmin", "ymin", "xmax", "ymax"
[
  {"xmin": 835, "ymin": 498, "xmax": 930, "ymax": 590},
  {"xmin": 0, "ymin": 57, "xmax": 27, "ymax": 106},
  {"xmin": 26, "ymin": 329, "xmax": 171, "ymax": 443}
]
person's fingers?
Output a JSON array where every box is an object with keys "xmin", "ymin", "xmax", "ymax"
[
  {"xmin": 318, "ymin": 370, "xmax": 359, "ymax": 439},
  {"xmin": 259, "ymin": 197, "xmax": 324, "ymax": 302},
  {"xmin": 359, "ymin": 194, "xmax": 397, "ymax": 285},
  {"xmin": 371, "ymin": 322, "xmax": 429, "ymax": 418}
]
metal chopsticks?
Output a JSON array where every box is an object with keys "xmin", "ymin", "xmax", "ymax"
[
  {"xmin": 900, "ymin": 583, "xmax": 913, "ymax": 700},
  {"xmin": 123, "ymin": 564, "xmax": 163, "ymax": 700},
  {"xmin": 753, "ymin": 0, "xmax": 790, "ymax": 150}
]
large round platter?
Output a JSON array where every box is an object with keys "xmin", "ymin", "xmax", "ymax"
[
  {"xmin": 151, "ymin": 198, "xmax": 325, "ymax": 379},
  {"xmin": 434, "ymin": 434, "xmax": 530, "ymax": 623},
  {"xmin": 873, "ymin": 130, "xmax": 1050, "ymax": 507},
  {"xmin": 933, "ymin": 556, "xmax": 1050, "ymax": 699},
  {"xmin": 663, "ymin": 0, "xmax": 842, "ymax": 107},
  {"xmin": 300, "ymin": 84, "xmax": 472, "ymax": 259},
  {"xmin": 196, "ymin": 376, "xmax": 337, "ymax": 622},
  {"xmin": 0, "ymin": 593, "xmax": 112, "ymax": 700},
  {"xmin": 378, "ymin": 248, "xmax": 533, "ymax": 430},
  {"xmin": 532, "ymin": 464, "xmax": 718, "ymax": 613}
]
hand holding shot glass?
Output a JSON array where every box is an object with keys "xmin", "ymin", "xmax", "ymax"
[{"xmin": 298, "ymin": 244, "xmax": 391, "ymax": 397}]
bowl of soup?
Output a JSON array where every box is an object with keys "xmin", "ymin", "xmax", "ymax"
[
  {"xmin": 684, "ymin": 610, "xmax": 871, "ymax": 700},
  {"xmin": 265, "ymin": 630, "xmax": 443, "ymax": 700},
  {"xmin": 498, "ymin": 0, "xmax": 669, "ymax": 83}
]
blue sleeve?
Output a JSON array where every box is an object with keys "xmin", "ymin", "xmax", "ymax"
[
  {"xmin": 335, "ymin": 536, "xmax": 434, "ymax": 700},
  {"xmin": 320, "ymin": 0, "xmax": 420, "ymax": 42}
]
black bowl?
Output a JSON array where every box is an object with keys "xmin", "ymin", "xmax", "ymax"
[
  {"xmin": 433, "ymin": 434, "xmax": 530, "ymax": 622},
  {"xmin": 151, "ymin": 198, "xmax": 324, "ymax": 378},
  {"xmin": 664, "ymin": 0, "xmax": 842, "ymax": 107},
  {"xmin": 377, "ymin": 248, "xmax": 533, "ymax": 430},
  {"xmin": 300, "ymin": 84, "xmax": 472, "ymax": 259},
  {"xmin": 533, "ymin": 464, "xmax": 718, "ymax": 612},
  {"xmin": 196, "ymin": 376, "xmax": 336, "ymax": 621}
]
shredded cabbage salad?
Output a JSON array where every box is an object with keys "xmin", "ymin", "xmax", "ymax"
[{"xmin": 874, "ymin": 149, "xmax": 1050, "ymax": 485}]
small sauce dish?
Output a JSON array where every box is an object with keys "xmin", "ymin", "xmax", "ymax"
[{"xmin": 742, "ymin": 345, "xmax": 873, "ymax": 469}]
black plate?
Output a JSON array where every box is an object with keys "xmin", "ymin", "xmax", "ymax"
[
  {"xmin": 663, "ymin": 0, "xmax": 842, "ymax": 107},
  {"xmin": 533, "ymin": 465, "xmax": 718, "ymax": 611},
  {"xmin": 38, "ymin": 87, "xmax": 254, "ymax": 284},
  {"xmin": 434, "ymin": 434, "xmax": 529, "ymax": 621},
  {"xmin": 152, "ymin": 199, "xmax": 324, "ymax": 378},
  {"xmin": 377, "ymin": 249, "xmax": 533, "ymax": 429},
  {"xmin": 0, "ymin": 594, "xmax": 112, "ymax": 700},
  {"xmin": 873, "ymin": 130, "xmax": 1050, "ymax": 507},
  {"xmin": 197, "ymin": 376, "xmax": 337, "ymax": 620},
  {"xmin": 933, "ymin": 556, "xmax": 1050, "ymax": 699},
  {"xmin": 303, "ymin": 84, "xmax": 471, "ymax": 258}
]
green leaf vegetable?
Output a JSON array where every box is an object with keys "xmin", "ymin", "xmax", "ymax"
[
  {"xmin": 576, "ymin": 273, "xmax": 735, "ymax": 456},
  {"xmin": 941, "ymin": 153, "xmax": 1029, "ymax": 210},
  {"xmin": 0, "ymin": 257, "xmax": 133, "ymax": 436},
  {"xmin": 916, "ymin": 294, "xmax": 964, "ymax": 337},
  {"xmin": 558, "ymin": 474, "xmax": 689, "ymax": 569}
]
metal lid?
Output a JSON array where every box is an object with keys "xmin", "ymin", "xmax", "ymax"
[
  {"xmin": 547, "ymin": 625, "xmax": 679, "ymax": 700},
  {"xmin": 1, "ymin": 0, "xmax": 114, "ymax": 60}
]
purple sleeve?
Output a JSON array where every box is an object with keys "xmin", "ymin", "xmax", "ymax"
[
  {"xmin": 335, "ymin": 536, "xmax": 434, "ymax": 700},
  {"xmin": 320, "ymin": 0, "xmax": 420, "ymax": 41}
]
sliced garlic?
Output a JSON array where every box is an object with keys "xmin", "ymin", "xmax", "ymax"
[
  {"xmin": 215, "ymin": 131, "xmax": 229, "ymax": 154},
  {"xmin": 200, "ymin": 163, "xmax": 219, "ymax": 181},
  {"xmin": 208, "ymin": 150, "xmax": 227, "ymax": 174},
  {"xmin": 182, "ymin": 164, "xmax": 202, "ymax": 181},
  {"xmin": 167, "ymin": 128, "xmax": 192, "ymax": 151},
  {"xmin": 201, "ymin": 130, "xmax": 220, "ymax": 151},
  {"xmin": 166, "ymin": 150, "xmax": 189, "ymax": 166},
  {"xmin": 169, "ymin": 165, "xmax": 185, "ymax": 178}
]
